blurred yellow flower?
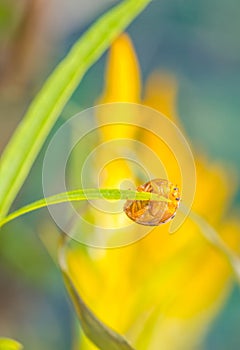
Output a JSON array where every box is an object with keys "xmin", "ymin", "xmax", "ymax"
[{"xmin": 66, "ymin": 34, "xmax": 240, "ymax": 349}]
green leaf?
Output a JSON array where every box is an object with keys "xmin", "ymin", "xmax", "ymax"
[
  {"xmin": 59, "ymin": 240, "xmax": 135, "ymax": 350},
  {"xmin": 0, "ymin": 0, "xmax": 152, "ymax": 220},
  {"xmin": 0, "ymin": 338, "xmax": 23, "ymax": 350},
  {"xmin": 0, "ymin": 188, "xmax": 168, "ymax": 228}
]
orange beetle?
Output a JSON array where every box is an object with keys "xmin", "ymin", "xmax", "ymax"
[{"xmin": 124, "ymin": 179, "xmax": 180, "ymax": 226}]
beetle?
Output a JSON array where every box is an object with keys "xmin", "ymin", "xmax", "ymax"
[{"xmin": 124, "ymin": 179, "xmax": 180, "ymax": 226}]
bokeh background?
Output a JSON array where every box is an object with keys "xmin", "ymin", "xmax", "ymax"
[{"xmin": 0, "ymin": 0, "xmax": 240, "ymax": 349}]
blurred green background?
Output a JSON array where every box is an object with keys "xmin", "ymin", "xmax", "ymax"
[{"xmin": 0, "ymin": 0, "xmax": 240, "ymax": 349}]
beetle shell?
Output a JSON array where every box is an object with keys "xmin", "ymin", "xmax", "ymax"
[{"xmin": 124, "ymin": 179, "xmax": 180, "ymax": 226}]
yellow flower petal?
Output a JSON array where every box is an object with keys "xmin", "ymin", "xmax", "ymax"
[
  {"xmin": 96, "ymin": 34, "xmax": 142, "ymax": 187},
  {"xmin": 192, "ymin": 157, "xmax": 237, "ymax": 224},
  {"xmin": 97, "ymin": 34, "xmax": 141, "ymax": 142},
  {"xmin": 100, "ymin": 33, "xmax": 141, "ymax": 103},
  {"xmin": 143, "ymin": 71, "xmax": 178, "ymax": 122}
]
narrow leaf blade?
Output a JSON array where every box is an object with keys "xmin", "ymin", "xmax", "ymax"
[{"xmin": 0, "ymin": 0, "xmax": 151, "ymax": 219}]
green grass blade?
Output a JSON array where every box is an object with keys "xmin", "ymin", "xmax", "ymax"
[
  {"xmin": 59, "ymin": 239, "xmax": 135, "ymax": 350},
  {"xmin": 0, "ymin": 0, "xmax": 152, "ymax": 219},
  {"xmin": 0, "ymin": 338, "xmax": 23, "ymax": 350},
  {"xmin": 0, "ymin": 188, "xmax": 168, "ymax": 228}
]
